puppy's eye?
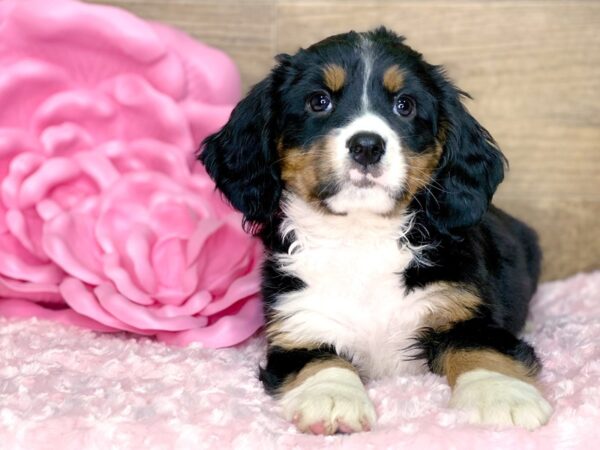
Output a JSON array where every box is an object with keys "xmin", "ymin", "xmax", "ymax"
[
  {"xmin": 394, "ymin": 95, "xmax": 415, "ymax": 117},
  {"xmin": 308, "ymin": 92, "xmax": 332, "ymax": 113}
]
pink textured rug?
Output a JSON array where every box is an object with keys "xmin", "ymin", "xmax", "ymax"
[{"xmin": 0, "ymin": 271, "xmax": 599, "ymax": 449}]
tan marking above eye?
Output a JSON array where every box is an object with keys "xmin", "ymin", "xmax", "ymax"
[
  {"xmin": 383, "ymin": 65, "xmax": 404, "ymax": 93},
  {"xmin": 323, "ymin": 64, "xmax": 346, "ymax": 92}
]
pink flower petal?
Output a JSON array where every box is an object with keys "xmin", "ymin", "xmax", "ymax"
[
  {"xmin": 151, "ymin": 202, "xmax": 197, "ymax": 240},
  {"xmin": 152, "ymin": 290, "xmax": 213, "ymax": 319},
  {"xmin": 185, "ymin": 218, "xmax": 223, "ymax": 265},
  {"xmin": 102, "ymin": 252, "xmax": 153, "ymax": 306},
  {"xmin": 0, "ymin": 129, "xmax": 39, "ymax": 161},
  {"xmin": 2, "ymin": 152, "xmax": 45, "ymax": 208},
  {"xmin": 0, "ymin": 232, "xmax": 63, "ymax": 283},
  {"xmin": 39, "ymin": 122, "xmax": 95, "ymax": 156},
  {"xmin": 194, "ymin": 221, "xmax": 260, "ymax": 296},
  {"xmin": 43, "ymin": 211, "xmax": 104, "ymax": 284},
  {"xmin": 105, "ymin": 139, "xmax": 191, "ymax": 179},
  {"xmin": 18, "ymin": 157, "xmax": 80, "ymax": 207},
  {"xmin": 60, "ymin": 277, "xmax": 147, "ymax": 333},
  {"xmin": 200, "ymin": 270, "xmax": 262, "ymax": 316},
  {"xmin": 0, "ymin": 59, "xmax": 69, "ymax": 128},
  {"xmin": 32, "ymin": 90, "xmax": 115, "ymax": 136},
  {"xmin": 5, "ymin": 209, "xmax": 37, "ymax": 255},
  {"xmin": 149, "ymin": 22, "xmax": 241, "ymax": 104},
  {"xmin": 156, "ymin": 296, "xmax": 263, "ymax": 348},
  {"xmin": 75, "ymin": 151, "xmax": 121, "ymax": 190},
  {"xmin": 152, "ymin": 264, "xmax": 198, "ymax": 305},
  {"xmin": 36, "ymin": 199, "xmax": 63, "ymax": 221},
  {"xmin": 151, "ymin": 237, "xmax": 186, "ymax": 290},
  {"xmin": 0, "ymin": 274, "xmax": 62, "ymax": 302},
  {"xmin": 124, "ymin": 227, "xmax": 156, "ymax": 294},
  {"xmin": 94, "ymin": 282, "xmax": 208, "ymax": 331},
  {"xmin": 101, "ymin": 75, "xmax": 193, "ymax": 150}
]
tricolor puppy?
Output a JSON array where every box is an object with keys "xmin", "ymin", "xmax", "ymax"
[{"xmin": 200, "ymin": 28, "xmax": 552, "ymax": 434}]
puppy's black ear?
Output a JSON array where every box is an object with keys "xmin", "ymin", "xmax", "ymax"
[
  {"xmin": 199, "ymin": 76, "xmax": 280, "ymax": 231},
  {"xmin": 423, "ymin": 77, "xmax": 507, "ymax": 237}
]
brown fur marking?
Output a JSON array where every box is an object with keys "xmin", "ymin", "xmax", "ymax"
[
  {"xmin": 386, "ymin": 142, "xmax": 442, "ymax": 216},
  {"xmin": 383, "ymin": 65, "xmax": 405, "ymax": 93},
  {"xmin": 424, "ymin": 282, "xmax": 482, "ymax": 331},
  {"xmin": 442, "ymin": 349, "xmax": 538, "ymax": 388},
  {"xmin": 389, "ymin": 119, "xmax": 449, "ymax": 215},
  {"xmin": 404, "ymin": 144, "xmax": 443, "ymax": 198},
  {"xmin": 323, "ymin": 64, "xmax": 346, "ymax": 92},
  {"xmin": 278, "ymin": 138, "xmax": 336, "ymax": 206},
  {"xmin": 279, "ymin": 357, "xmax": 357, "ymax": 395},
  {"xmin": 279, "ymin": 146, "xmax": 319, "ymax": 201}
]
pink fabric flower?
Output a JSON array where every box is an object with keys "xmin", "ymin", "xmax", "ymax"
[{"xmin": 0, "ymin": 0, "xmax": 264, "ymax": 347}]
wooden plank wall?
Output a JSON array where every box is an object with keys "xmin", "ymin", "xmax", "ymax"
[{"xmin": 88, "ymin": 0, "xmax": 600, "ymax": 281}]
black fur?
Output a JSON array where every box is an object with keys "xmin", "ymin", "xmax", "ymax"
[
  {"xmin": 199, "ymin": 27, "xmax": 543, "ymax": 394},
  {"xmin": 261, "ymin": 255, "xmax": 306, "ymax": 312},
  {"xmin": 259, "ymin": 345, "xmax": 339, "ymax": 395},
  {"xmin": 413, "ymin": 319, "xmax": 542, "ymax": 377},
  {"xmin": 417, "ymin": 82, "xmax": 507, "ymax": 236},
  {"xmin": 200, "ymin": 77, "xmax": 282, "ymax": 231}
]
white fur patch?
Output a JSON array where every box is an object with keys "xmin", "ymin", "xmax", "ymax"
[
  {"xmin": 276, "ymin": 195, "xmax": 445, "ymax": 379},
  {"xmin": 324, "ymin": 184, "xmax": 397, "ymax": 215},
  {"xmin": 279, "ymin": 367, "xmax": 376, "ymax": 435},
  {"xmin": 450, "ymin": 369, "xmax": 553, "ymax": 430}
]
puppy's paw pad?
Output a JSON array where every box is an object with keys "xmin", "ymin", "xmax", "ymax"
[
  {"xmin": 280, "ymin": 367, "xmax": 376, "ymax": 435},
  {"xmin": 450, "ymin": 369, "xmax": 553, "ymax": 430}
]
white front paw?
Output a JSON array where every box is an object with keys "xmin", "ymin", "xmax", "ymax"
[
  {"xmin": 450, "ymin": 369, "xmax": 553, "ymax": 430},
  {"xmin": 279, "ymin": 367, "xmax": 376, "ymax": 435}
]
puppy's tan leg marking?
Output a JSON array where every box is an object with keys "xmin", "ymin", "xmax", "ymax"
[
  {"xmin": 421, "ymin": 284, "xmax": 552, "ymax": 430},
  {"xmin": 443, "ymin": 349, "xmax": 552, "ymax": 430}
]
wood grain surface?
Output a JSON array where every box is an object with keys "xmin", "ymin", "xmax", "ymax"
[{"xmin": 88, "ymin": 0, "xmax": 599, "ymax": 280}]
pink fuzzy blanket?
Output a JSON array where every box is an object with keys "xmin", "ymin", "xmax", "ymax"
[{"xmin": 0, "ymin": 271, "xmax": 598, "ymax": 449}]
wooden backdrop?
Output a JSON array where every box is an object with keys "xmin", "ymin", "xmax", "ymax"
[{"xmin": 89, "ymin": 0, "xmax": 600, "ymax": 281}]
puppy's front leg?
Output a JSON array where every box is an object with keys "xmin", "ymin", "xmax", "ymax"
[
  {"xmin": 419, "ymin": 319, "xmax": 553, "ymax": 429},
  {"xmin": 260, "ymin": 345, "xmax": 376, "ymax": 435}
]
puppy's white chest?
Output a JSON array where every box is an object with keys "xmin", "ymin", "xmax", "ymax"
[{"xmin": 273, "ymin": 199, "xmax": 435, "ymax": 378}]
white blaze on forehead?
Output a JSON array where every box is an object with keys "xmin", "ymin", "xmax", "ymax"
[{"xmin": 360, "ymin": 36, "xmax": 373, "ymax": 111}]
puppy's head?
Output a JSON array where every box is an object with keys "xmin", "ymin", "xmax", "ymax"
[{"xmin": 200, "ymin": 27, "xmax": 505, "ymax": 236}]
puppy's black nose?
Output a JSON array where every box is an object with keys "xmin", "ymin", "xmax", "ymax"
[{"xmin": 347, "ymin": 132, "xmax": 386, "ymax": 167}]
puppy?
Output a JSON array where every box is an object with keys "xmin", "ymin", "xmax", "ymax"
[{"xmin": 200, "ymin": 27, "xmax": 552, "ymax": 434}]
